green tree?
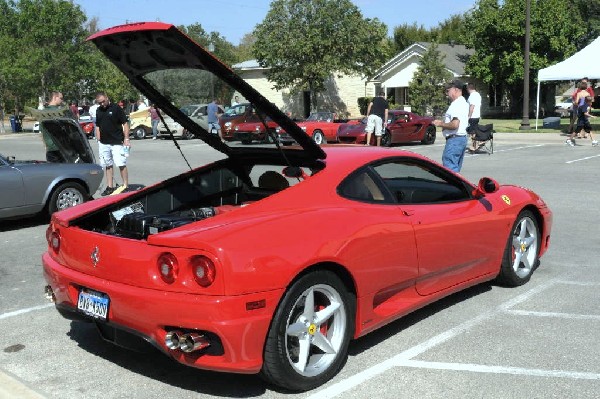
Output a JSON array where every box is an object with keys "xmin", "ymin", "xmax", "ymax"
[
  {"xmin": 393, "ymin": 22, "xmax": 432, "ymax": 53},
  {"xmin": 431, "ymin": 14, "xmax": 468, "ymax": 45},
  {"xmin": 574, "ymin": 0, "xmax": 600, "ymax": 46},
  {"xmin": 407, "ymin": 42, "xmax": 452, "ymax": 116},
  {"xmin": 237, "ymin": 33, "xmax": 256, "ymax": 62},
  {"xmin": 463, "ymin": 0, "xmax": 586, "ymax": 113},
  {"xmin": 0, "ymin": 0, "xmax": 92, "ymax": 113},
  {"xmin": 253, "ymin": 0, "xmax": 389, "ymax": 111}
]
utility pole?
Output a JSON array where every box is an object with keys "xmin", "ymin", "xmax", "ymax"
[
  {"xmin": 520, "ymin": 0, "xmax": 531, "ymax": 130},
  {"xmin": 208, "ymin": 42, "xmax": 215, "ymax": 101}
]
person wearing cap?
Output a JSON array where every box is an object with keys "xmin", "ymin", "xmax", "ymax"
[{"xmin": 432, "ymin": 80, "xmax": 470, "ymax": 172}]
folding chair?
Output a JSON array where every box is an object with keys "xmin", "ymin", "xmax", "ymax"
[{"xmin": 469, "ymin": 123, "xmax": 494, "ymax": 154}]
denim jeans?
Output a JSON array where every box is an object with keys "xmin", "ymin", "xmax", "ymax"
[
  {"xmin": 151, "ymin": 119, "xmax": 159, "ymax": 138},
  {"xmin": 442, "ymin": 135, "xmax": 468, "ymax": 172}
]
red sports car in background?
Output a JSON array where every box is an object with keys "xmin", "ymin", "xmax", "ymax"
[
  {"xmin": 219, "ymin": 103, "xmax": 261, "ymax": 141},
  {"xmin": 337, "ymin": 110, "xmax": 437, "ymax": 146},
  {"xmin": 291, "ymin": 111, "xmax": 359, "ymax": 144},
  {"xmin": 233, "ymin": 118, "xmax": 279, "ymax": 144},
  {"xmin": 42, "ymin": 22, "xmax": 553, "ymax": 392}
]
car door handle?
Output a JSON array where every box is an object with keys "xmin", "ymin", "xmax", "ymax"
[{"xmin": 402, "ymin": 209, "xmax": 415, "ymax": 216}]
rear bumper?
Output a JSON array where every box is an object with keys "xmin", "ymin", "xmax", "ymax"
[{"xmin": 43, "ymin": 252, "xmax": 283, "ymax": 374}]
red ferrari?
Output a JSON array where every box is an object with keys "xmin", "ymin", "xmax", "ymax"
[
  {"xmin": 43, "ymin": 23, "xmax": 553, "ymax": 392},
  {"xmin": 233, "ymin": 118, "xmax": 279, "ymax": 144},
  {"xmin": 295, "ymin": 112, "xmax": 359, "ymax": 144},
  {"xmin": 337, "ymin": 110, "xmax": 437, "ymax": 146}
]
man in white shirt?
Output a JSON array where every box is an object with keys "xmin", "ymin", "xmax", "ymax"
[
  {"xmin": 432, "ymin": 80, "xmax": 470, "ymax": 172},
  {"xmin": 88, "ymin": 100, "xmax": 99, "ymax": 140},
  {"xmin": 466, "ymin": 82, "xmax": 482, "ymax": 151}
]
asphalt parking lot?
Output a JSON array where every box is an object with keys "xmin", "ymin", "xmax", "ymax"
[{"xmin": 1, "ymin": 131, "xmax": 599, "ymax": 399}]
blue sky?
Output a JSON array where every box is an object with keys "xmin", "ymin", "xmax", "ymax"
[{"xmin": 74, "ymin": 0, "xmax": 477, "ymax": 45}]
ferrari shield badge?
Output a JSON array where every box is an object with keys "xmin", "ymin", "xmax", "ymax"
[
  {"xmin": 501, "ymin": 195, "xmax": 511, "ymax": 205},
  {"xmin": 90, "ymin": 246, "xmax": 100, "ymax": 267}
]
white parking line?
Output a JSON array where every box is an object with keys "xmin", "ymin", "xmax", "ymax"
[
  {"xmin": 504, "ymin": 309, "xmax": 600, "ymax": 320},
  {"xmin": 398, "ymin": 360, "xmax": 600, "ymax": 380},
  {"xmin": 565, "ymin": 154, "xmax": 600, "ymax": 164},
  {"xmin": 307, "ymin": 279, "xmax": 559, "ymax": 399},
  {"xmin": 0, "ymin": 304, "xmax": 53, "ymax": 321},
  {"xmin": 466, "ymin": 144, "xmax": 545, "ymax": 157}
]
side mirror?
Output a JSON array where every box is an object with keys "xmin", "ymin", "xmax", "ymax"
[{"xmin": 473, "ymin": 177, "xmax": 499, "ymax": 197}]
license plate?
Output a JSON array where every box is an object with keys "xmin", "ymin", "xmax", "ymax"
[{"xmin": 77, "ymin": 288, "xmax": 110, "ymax": 320}]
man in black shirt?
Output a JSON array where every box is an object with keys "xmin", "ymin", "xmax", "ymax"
[
  {"xmin": 365, "ymin": 91, "xmax": 389, "ymax": 146},
  {"xmin": 95, "ymin": 92, "xmax": 130, "ymax": 195}
]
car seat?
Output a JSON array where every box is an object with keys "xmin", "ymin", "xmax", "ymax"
[{"xmin": 258, "ymin": 171, "xmax": 290, "ymax": 191}]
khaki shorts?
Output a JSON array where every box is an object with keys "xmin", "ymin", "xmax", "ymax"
[
  {"xmin": 99, "ymin": 142, "xmax": 127, "ymax": 167},
  {"xmin": 366, "ymin": 114, "xmax": 383, "ymax": 136}
]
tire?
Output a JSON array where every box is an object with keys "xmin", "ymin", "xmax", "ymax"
[
  {"xmin": 495, "ymin": 210, "xmax": 540, "ymax": 286},
  {"xmin": 260, "ymin": 270, "xmax": 355, "ymax": 392},
  {"xmin": 264, "ymin": 129, "xmax": 276, "ymax": 144},
  {"xmin": 312, "ymin": 130, "xmax": 325, "ymax": 145},
  {"xmin": 421, "ymin": 125, "xmax": 437, "ymax": 145},
  {"xmin": 47, "ymin": 182, "xmax": 87, "ymax": 215},
  {"xmin": 133, "ymin": 127, "xmax": 146, "ymax": 140},
  {"xmin": 381, "ymin": 131, "xmax": 392, "ymax": 147},
  {"xmin": 182, "ymin": 129, "xmax": 195, "ymax": 140}
]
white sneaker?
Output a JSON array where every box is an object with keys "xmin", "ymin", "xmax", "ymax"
[
  {"xmin": 593, "ymin": 140, "xmax": 598, "ymax": 146},
  {"xmin": 566, "ymin": 139, "xmax": 575, "ymax": 146},
  {"xmin": 152, "ymin": 137, "xmax": 157, "ymax": 140}
]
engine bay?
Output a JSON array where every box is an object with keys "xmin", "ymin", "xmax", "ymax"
[{"xmin": 112, "ymin": 202, "xmax": 218, "ymax": 239}]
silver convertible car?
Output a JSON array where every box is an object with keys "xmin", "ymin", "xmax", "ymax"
[{"xmin": 0, "ymin": 115, "xmax": 103, "ymax": 220}]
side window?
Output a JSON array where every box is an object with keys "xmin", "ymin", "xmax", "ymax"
[
  {"xmin": 248, "ymin": 165, "xmax": 312, "ymax": 189},
  {"xmin": 339, "ymin": 170, "xmax": 386, "ymax": 202},
  {"xmin": 373, "ymin": 161, "xmax": 470, "ymax": 204}
]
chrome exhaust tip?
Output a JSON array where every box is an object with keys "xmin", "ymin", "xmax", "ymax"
[
  {"xmin": 165, "ymin": 330, "xmax": 184, "ymax": 350},
  {"xmin": 44, "ymin": 285, "xmax": 55, "ymax": 303},
  {"xmin": 179, "ymin": 333, "xmax": 210, "ymax": 353}
]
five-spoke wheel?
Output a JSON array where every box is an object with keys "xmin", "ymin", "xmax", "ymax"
[
  {"xmin": 421, "ymin": 125, "xmax": 437, "ymax": 145},
  {"xmin": 261, "ymin": 271, "xmax": 354, "ymax": 391},
  {"xmin": 496, "ymin": 210, "xmax": 540, "ymax": 286}
]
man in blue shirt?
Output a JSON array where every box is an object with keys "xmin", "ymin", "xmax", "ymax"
[{"xmin": 207, "ymin": 98, "xmax": 222, "ymax": 141}]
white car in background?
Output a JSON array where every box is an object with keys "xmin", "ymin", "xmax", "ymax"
[
  {"xmin": 128, "ymin": 108, "xmax": 183, "ymax": 139},
  {"xmin": 555, "ymin": 98, "xmax": 573, "ymax": 117}
]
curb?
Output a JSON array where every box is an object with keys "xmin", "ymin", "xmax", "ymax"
[{"xmin": 0, "ymin": 371, "xmax": 46, "ymax": 399}]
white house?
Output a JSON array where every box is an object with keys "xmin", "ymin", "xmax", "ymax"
[
  {"xmin": 369, "ymin": 42, "xmax": 477, "ymax": 112},
  {"xmin": 233, "ymin": 42, "xmax": 483, "ymax": 118},
  {"xmin": 232, "ymin": 60, "xmax": 372, "ymax": 118}
]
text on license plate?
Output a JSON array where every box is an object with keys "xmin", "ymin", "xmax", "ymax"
[{"xmin": 77, "ymin": 289, "xmax": 109, "ymax": 320}]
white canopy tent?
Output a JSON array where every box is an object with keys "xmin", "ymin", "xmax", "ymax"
[{"xmin": 536, "ymin": 36, "xmax": 600, "ymax": 129}]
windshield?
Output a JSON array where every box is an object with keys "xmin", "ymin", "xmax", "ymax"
[
  {"xmin": 143, "ymin": 69, "xmax": 274, "ymax": 140},
  {"xmin": 223, "ymin": 103, "xmax": 250, "ymax": 117},
  {"xmin": 306, "ymin": 112, "xmax": 333, "ymax": 122},
  {"xmin": 180, "ymin": 104, "xmax": 199, "ymax": 116}
]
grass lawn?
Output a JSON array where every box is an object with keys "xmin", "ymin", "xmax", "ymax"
[{"xmin": 484, "ymin": 114, "xmax": 600, "ymax": 133}]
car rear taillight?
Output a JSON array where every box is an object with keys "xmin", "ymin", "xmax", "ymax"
[
  {"xmin": 157, "ymin": 253, "xmax": 178, "ymax": 284},
  {"xmin": 190, "ymin": 256, "xmax": 216, "ymax": 287},
  {"xmin": 46, "ymin": 227, "xmax": 60, "ymax": 253}
]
